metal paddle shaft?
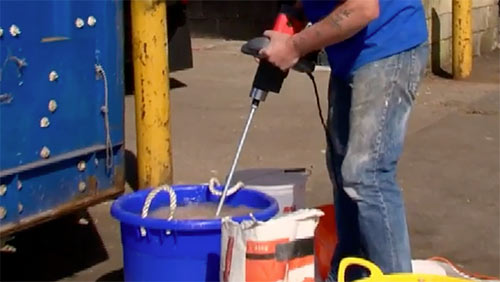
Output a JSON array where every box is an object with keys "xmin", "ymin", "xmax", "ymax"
[
  {"xmin": 215, "ymin": 26, "xmax": 315, "ymax": 216},
  {"xmin": 215, "ymin": 101, "xmax": 259, "ymax": 216}
]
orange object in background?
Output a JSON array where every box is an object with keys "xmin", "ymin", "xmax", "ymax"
[{"xmin": 314, "ymin": 205, "xmax": 338, "ymax": 281}]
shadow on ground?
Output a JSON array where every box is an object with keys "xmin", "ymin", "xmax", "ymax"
[
  {"xmin": 125, "ymin": 149, "xmax": 138, "ymax": 191},
  {"xmin": 431, "ymin": 8, "xmax": 453, "ymax": 79},
  {"xmin": 97, "ymin": 268, "xmax": 124, "ymax": 281},
  {"xmin": 0, "ymin": 211, "xmax": 107, "ymax": 281},
  {"xmin": 125, "ymin": 78, "xmax": 187, "ymax": 96},
  {"xmin": 170, "ymin": 77, "xmax": 188, "ymax": 89}
]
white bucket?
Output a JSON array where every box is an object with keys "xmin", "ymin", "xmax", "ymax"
[{"xmin": 231, "ymin": 168, "xmax": 309, "ymax": 215}]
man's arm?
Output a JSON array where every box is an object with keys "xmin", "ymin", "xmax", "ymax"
[
  {"xmin": 260, "ymin": 0, "xmax": 379, "ymax": 70},
  {"xmin": 291, "ymin": 0, "xmax": 379, "ymax": 56}
]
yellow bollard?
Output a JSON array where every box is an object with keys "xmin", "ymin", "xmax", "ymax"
[
  {"xmin": 131, "ymin": 0, "xmax": 173, "ymax": 188},
  {"xmin": 452, "ymin": 0, "xmax": 473, "ymax": 79}
]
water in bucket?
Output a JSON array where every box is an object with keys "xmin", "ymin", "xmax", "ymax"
[{"xmin": 149, "ymin": 202, "xmax": 258, "ymax": 219}]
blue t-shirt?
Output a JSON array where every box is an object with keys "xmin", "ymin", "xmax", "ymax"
[{"xmin": 301, "ymin": 0, "xmax": 428, "ymax": 78}]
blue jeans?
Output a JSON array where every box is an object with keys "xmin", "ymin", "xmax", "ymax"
[{"xmin": 325, "ymin": 43, "xmax": 428, "ymax": 282}]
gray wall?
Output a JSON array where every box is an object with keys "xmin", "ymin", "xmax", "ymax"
[{"xmin": 425, "ymin": 0, "xmax": 499, "ymax": 73}]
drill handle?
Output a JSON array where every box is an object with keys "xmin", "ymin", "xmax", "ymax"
[{"xmin": 241, "ymin": 37, "xmax": 316, "ymax": 73}]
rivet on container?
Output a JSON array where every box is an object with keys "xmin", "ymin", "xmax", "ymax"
[
  {"xmin": 87, "ymin": 16, "xmax": 97, "ymax": 27},
  {"xmin": 49, "ymin": 71, "xmax": 59, "ymax": 82},
  {"xmin": 0, "ymin": 207, "xmax": 6, "ymax": 219},
  {"xmin": 18, "ymin": 203, "xmax": 23, "ymax": 213},
  {"xmin": 0, "ymin": 185, "xmax": 6, "ymax": 196},
  {"xmin": 77, "ymin": 161, "xmax": 86, "ymax": 172},
  {"xmin": 40, "ymin": 146, "xmax": 50, "ymax": 159},
  {"xmin": 17, "ymin": 180, "xmax": 22, "ymax": 190},
  {"xmin": 9, "ymin": 25, "xmax": 21, "ymax": 37},
  {"xmin": 0, "ymin": 27, "xmax": 3, "ymax": 38},
  {"xmin": 40, "ymin": 117, "xmax": 50, "ymax": 128},
  {"xmin": 75, "ymin": 18, "xmax": 85, "ymax": 28},
  {"xmin": 48, "ymin": 100, "xmax": 58, "ymax": 112},
  {"xmin": 78, "ymin": 181, "xmax": 86, "ymax": 192}
]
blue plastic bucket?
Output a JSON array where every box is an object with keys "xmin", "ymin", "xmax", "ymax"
[{"xmin": 111, "ymin": 184, "xmax": 279, "ymax": 281}]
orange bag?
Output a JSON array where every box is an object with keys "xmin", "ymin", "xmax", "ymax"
[{"xmin": 314, "ymin": 205, "xmax": 338, "ymax": 281}]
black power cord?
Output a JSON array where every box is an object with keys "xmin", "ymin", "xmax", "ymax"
[
  {"xmin": 306, "ymin": 72, "xmax": 340, "ymax": 189},
  {"xmin": 306, "ymin": 72, "xmax": 333, "ymax": 149}
]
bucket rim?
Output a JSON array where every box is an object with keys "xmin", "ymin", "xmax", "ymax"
[{"xmin": 110, "ymin": 184, "xmax": 279, "ymax": 231}]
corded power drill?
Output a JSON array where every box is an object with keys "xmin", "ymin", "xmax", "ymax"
[{"xmin": 215, "ymin": 5, "xmax": 318, "ymax": 216}]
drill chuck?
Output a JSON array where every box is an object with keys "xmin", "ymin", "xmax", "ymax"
[{"xmin": 249, "ymin": 88, "xmax": 268, "ymax": 103}]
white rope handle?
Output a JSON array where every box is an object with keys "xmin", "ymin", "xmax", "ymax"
[
  {"xmin": 140, "ymin": 185, "xmax": 177, "ymax": 237},
  {"xmin": 139, "ymin": 180, "xmax": 244, "ymax": 236},
  {"xmin": 208, "ymin": 177, "xmax": 244, "ymax": 197}
]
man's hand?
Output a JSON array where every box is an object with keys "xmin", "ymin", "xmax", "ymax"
[{"xmin": 259, "ymin": 30, "xmax": 301, "ymax": 71}]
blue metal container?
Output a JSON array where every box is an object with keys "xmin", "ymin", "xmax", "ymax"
[
  {"xmin": 111, "ymin": 185, "xmax": 279, "ymax": 282},
  {"xmin": 0, "ymin": 1, "xmax": 125, "ymax": 236}
]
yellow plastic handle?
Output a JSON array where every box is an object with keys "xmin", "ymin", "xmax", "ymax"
[{"xmin": 338, "ymin": 258, "xmax": 384, "ymax": 282}]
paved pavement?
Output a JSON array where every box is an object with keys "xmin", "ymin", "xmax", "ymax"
[{"xmin": 0, "ymin": 39, "xmax": 498, "ymax": 280}]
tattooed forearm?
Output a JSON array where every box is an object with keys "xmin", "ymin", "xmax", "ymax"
[
  {"xmin": 341, "ymin": 9, "xmax": 353, "ymax": 17},
  {"xmin": 288, "ymin": 0, "xmax": 379, "ymax": 57},
  {"xmin": 290, "ymin": 33, "xmax": 308, "ymax": 56},
  {"xmin": 326, "ymin": 8, "xmax": 353, "ymax": 30}
]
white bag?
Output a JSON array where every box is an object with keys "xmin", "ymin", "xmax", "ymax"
[{"xmin": 221, "ymin": 209, "xmax": 324, "ymax": 282}]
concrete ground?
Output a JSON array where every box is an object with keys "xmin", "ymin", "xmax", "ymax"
[{"xmin": 1, "ymin": 39, "xmax": 498, "ymax": 281}]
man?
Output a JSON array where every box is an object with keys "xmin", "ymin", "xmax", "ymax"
[{"xmin": 260, "ymin": 0, "xmax": 428, "ymax": 281}]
